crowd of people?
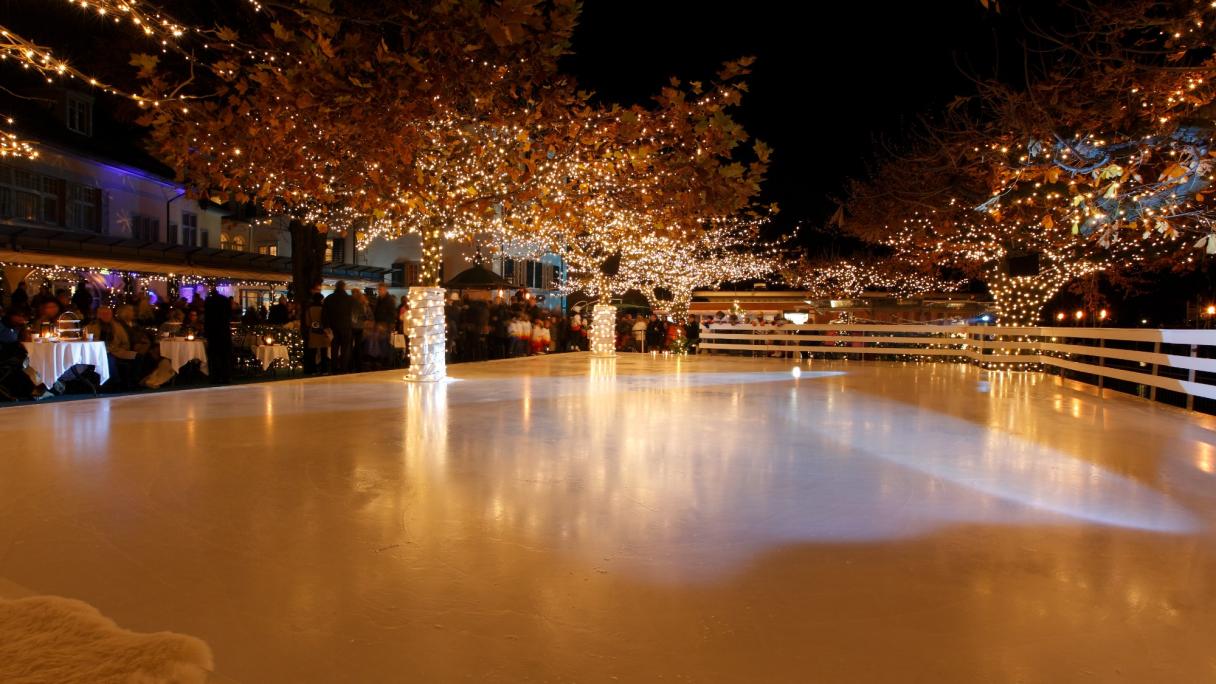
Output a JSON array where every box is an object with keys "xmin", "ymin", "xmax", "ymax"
[
  {"xmin": 0, "ymin": 279, "xmax": 249, "ymax": 400},
  {"xmin": 443, "ymin": 290, "xmax": 589, "ymax": 362},
  {"xmin": 0, "ymin": 277, "xmax": 742, "ymax": 402}
]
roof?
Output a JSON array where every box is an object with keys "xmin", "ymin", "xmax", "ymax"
[
  {"xmin": 1, "ymin": 86, "xmax": 175, "ymax": 179},
  {"xmin": 0, "ymin": 224, "xmax": 283, "ymax": 282},
  {"xmin": 443, "ymin": 264, "xmax": 513, "ymax": 289}
]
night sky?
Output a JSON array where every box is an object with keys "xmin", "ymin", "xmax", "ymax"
[{"xmin": 566, "ymin": 1, "xmax": 1002, "ymax": 248}]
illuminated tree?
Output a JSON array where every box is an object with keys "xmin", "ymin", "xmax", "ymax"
[
  {"xmin": 780, "ymin": 254, "xmax": 965, "ymax": 300},
  {"xmin": 968, "ymin": 1, "xmax": 1216, "ymax": 245},
  {"xmin": 136, "ymin": 0, "xmax": 580, "ymax": 299},
  {"xmin": 500, "ymin": 59, "xmax": 773, "ymax": 310},
  {"xmin": 558, "ymin": 215, "xmax": 783, "ymax": 316}
]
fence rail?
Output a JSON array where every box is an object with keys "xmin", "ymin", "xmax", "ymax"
[{"xmin": 700, "ymin": 323, "xmax": 1216, "ymax": 407}]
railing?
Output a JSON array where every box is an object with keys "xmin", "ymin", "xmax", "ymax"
[{"xmin": 700, "ymin": 323, "xmax": 1216, "ymax": 408}]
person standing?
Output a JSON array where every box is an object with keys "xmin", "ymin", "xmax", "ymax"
[
  {"xmin": 373, "ymin": 283, "xmax": 397, "ymax": 330},
  {"xmin": 71, "ymin": 280, "xmax": 92, "ymax": 318},
  {"xmin": 9, "ymin": 281, "xmax": 29, "ymax": 310},
  {"xmin": 632, "ymin": 315, "xmax": 648, "ymax": 353},
  {"xmin": 322, "ymin": 280, "xmax": 354, "ymax": 373},
  {"xmin": 268, "ymin": 295, "xmax": 290, "ymax": 324},
  {"xmin": 646, "ymin": 313, "xmax": 665, "ymax": 352},
  {"xmin": 305, "ymin": 292, "xmax": 330, "ymax": 374},
  {"xmin": 204, "ymin": 286, "xmax": 233, "ymax": 384},
  {"xmin": 350, "ymin": 288, "xmax": 371, "ymax": 371}
]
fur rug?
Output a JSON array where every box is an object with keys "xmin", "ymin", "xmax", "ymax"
[{"xmin": 0, "ymin": 595, "xmax": 213, "ymax": 683}]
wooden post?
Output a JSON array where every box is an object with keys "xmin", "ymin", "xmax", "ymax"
[
  {"xmin": 1187, "ymin": 344, "xmax": 1198, "ymax": 411},
  {"xmin": 1150, "ymin": 341, "xmax": 1160, "ymax": 402},
  {"xmin": 1097, "ymin": 337, "xmax": 1105, "ymax": 394}
]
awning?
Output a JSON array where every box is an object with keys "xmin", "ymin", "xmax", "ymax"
[
  {"xmin": 0, "ymin": 224, "xmax": 292, "ymax": 282},
  {"xmin": 0, "ymin": 249, "xmax": 291, "ymax": 283}
]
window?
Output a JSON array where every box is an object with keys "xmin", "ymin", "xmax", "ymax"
[
  {"xmin": 241, "ymin": 290, "xmax": 270, "ymax": 312},
  {"xmin": 391, "ymin": 261, "xmax": 420, "ymax": 287},
  {"xmin": 0, "ymin": 163, "xmax": 67, "ymax": 225},
  {"xmin": 327, "ymin": 238, "xmax": 345, "ymax": 264},
  {"xmin": 66, "ymin": 95, "xmax": 93, "ymax": 136},
  {"xmin": 66, "ymin": 184, "xmax": 100, "ymax": 231},
  {"xmin": 231, "ymin": 234, "xmax": 246, "ymax": 252},
  {"xmin": 181, "ymin": 212, "xmax": 198, "ymax": 246},
  {"xmin": 219, "ymin": 232, "xmax": 230, "ymax": 250},
  {"xmin": 257, "ymin": 243, "xmax": 277, "ymax": 256},
  {"xmin": 131, "ymin": 215, "xmax": 160, "ymax": 242},
  {"xmin": 166, "ymin": 223, "xmax": 178, "ymax": 245}
]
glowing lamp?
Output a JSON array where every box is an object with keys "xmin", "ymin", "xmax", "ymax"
[
  {"xmin": 186, "ymin": 332, "xmax": 195, "ymax": 341},
  {"xmin": 1207, "ymin": 305, "xmax": 1216, "ymax": 316},
  {"xmin": 1056, "ymin": 312, "xmax": 1066, "ymax": 321},
  {"xmin": 1098, "ymin": 309, "xmax": 1108, "ymax": 320},
  {"xmin": 264, "ymin": 335, "xmax": 275, "ymax": 345},
  {"xmin": 1074, "ymin": 310, "xmax": 1085, "ymax": 321}
]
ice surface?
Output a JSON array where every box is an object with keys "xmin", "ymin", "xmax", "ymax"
[{"xmin": 1, "ymin": 354, "xmax": 1215, "ymax": 682}]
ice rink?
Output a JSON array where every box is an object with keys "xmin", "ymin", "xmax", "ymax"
[{"xmin": 1, "ymin": 353, "xmax": 1215, "ymax": 682}]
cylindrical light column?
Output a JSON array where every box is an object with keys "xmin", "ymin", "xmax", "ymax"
[
  {"xmin": 405, "ymin": 286, "xmax": 447, "ymax": 381},
  {"xmin": 591, "ymin": 303, "xmax": 617, "ymax": 357}
]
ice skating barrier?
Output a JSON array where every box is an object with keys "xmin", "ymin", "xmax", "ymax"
[{"xmin": 700, "ymin": 324, "xmax": 1216, "ymax": 407}]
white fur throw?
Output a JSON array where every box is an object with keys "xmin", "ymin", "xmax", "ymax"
[{"xmin": 0, "ymin": 596, "xmax": 213, "ymax": 683}]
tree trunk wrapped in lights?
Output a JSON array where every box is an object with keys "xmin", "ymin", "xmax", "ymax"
[
  {"xmin": 404, "ymin": 222, "xmax": 448, "ymax": 382},
  {"xmin": 984, "ymin": 259, "xmax": 1104, "ymax": 326},
  {"xmin": 590, "ymin": 304, "xmax": 618, "ymax": 357},
  {"xmin": 404, "ymin": 286, "xmax": 447, "ymax": 382}
]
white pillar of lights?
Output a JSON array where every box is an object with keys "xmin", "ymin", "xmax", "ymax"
[
  {"xmin": 591, "ymin": 303, "xmax": 617, "ymax": 357},
  {"xmin": 405, "ymin": 286, "xmax": 447, "ymax": 382}
]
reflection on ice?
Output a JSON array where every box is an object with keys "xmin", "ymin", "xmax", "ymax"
[
  {"xmin": 0, "ymin": 354, "xmax": 1202, "ymax": 588},
  {"xmin": 413, "ymin": 358, "xmax": 1199, "ymax": 582}
]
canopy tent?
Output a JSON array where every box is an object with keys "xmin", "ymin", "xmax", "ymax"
[{"xmin": 443, "ymin": 264, "xmax": 514, "ymax": 290}]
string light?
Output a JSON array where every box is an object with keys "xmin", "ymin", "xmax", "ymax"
[{"xmin": 0, "ymin": 118, "xmax": 37, "ymax": 160}]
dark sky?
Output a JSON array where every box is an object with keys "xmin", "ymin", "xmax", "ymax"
[{"xmin": 565, "ymin": 1, "xmax": 1003, "ymax": 248}]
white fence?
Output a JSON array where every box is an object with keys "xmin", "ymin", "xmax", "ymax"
[{"xmin": 701, "ymin": 323, "xmax": 1216, "ymax": 408}]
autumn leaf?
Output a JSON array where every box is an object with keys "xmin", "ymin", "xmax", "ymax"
[
  {"xmin": 1041, "ymin": 214, "xmax": 1054, "ymax": 229},
  {"xmin": 129, "ymin": 53, "xmax": 159, "ymax": 79},
  {"xmin": 1160, "ymin": 163, "xmax": 1188, "ymax": 181},
  {"xmin": 753, "ymin": 140, "xmax": 772, "ymax": 164},
  {"xmin": 1195, "ymin": 233, "xmax": 1216, "ymax": 254}
]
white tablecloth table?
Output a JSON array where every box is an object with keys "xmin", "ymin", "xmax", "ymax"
[
  {"xmin": 253, "ymin": 344, "xmax": 290, "ymax": 371},
  {"xmin": 21, "ymin": 340, "xmax": 110, "ymax": 386},
  {"xmin": 159, "ymin": 338, "xmax": 209, "ymax": 375}
]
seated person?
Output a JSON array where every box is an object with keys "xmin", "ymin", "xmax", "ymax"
[
  {"xmin": 84, "ymin": 306, "xmax": 140, "ymax": 390},
  {"xmin": 157, "ymin": 308, "xmax": 185, "ymax": 337},
  {"xmin": 28, "ymin": 299, "xmax": 61, "ymax": 337},
  {"xmin": 116, "ymin": 305, "xmax": 152, "ymax": 355},
  {"xmin": 180, "ymin": 309, "xmax": 204, "ymax": 338},
  {"xmin": 0, "ymin": 309, "xmax": 50, "ymax": 401}
]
